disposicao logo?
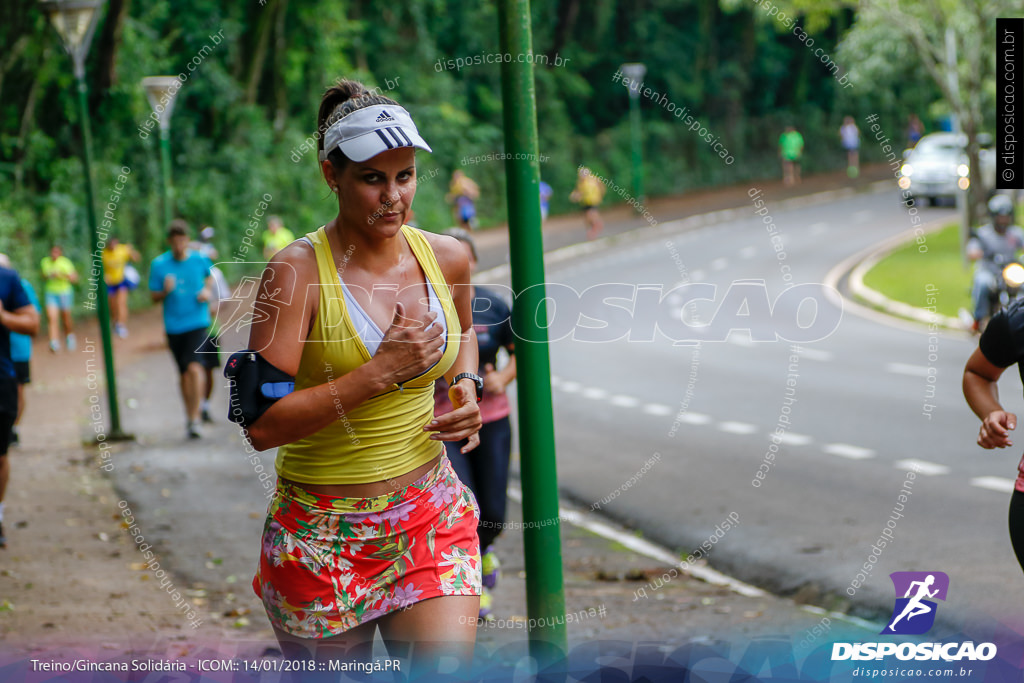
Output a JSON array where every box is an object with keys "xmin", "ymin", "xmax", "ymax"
[
  {"xmin": 881, "ymin": 571, "xmax": 948, "ymax": 635},
  {"xmin": 832, "ymin": 571, "xmax": 997, "ymax": 663}
]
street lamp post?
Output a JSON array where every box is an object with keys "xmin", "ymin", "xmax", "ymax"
[
  {"xmin": 498, "ymin": 0, "xmax": 567, "ymax": 667},
  {"xmin": 41, "ymin": 0, "xmax": 129, "ymax": 440},
  {"xmin": 141, "ymin": 76, "xmax": 181, "ymax": 229},
  {"xmin": 621, "ymin": 62, "xmax": 646, "ymax": 205}
]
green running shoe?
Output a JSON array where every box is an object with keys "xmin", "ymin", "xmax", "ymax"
[{"xmin": 482, "ymin": 546, "xmax": 500, "ymax": 589}]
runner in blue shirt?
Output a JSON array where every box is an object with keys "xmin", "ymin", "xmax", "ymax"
[
  {"xmin": 0, "ymin": 258, "xmax": 40, "ymax": 446},
  {"xmin": 149, "ymin": 221, "xmax": 215, "ymax": 439},
  {"xmin": 539, "ymin": 180, "xmax": 553, "ymax": 222},
  {"xmin": 0, "ymin": 256, "xmax": 40, "ymax": 547}
]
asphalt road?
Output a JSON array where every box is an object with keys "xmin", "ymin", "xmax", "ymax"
[{"xmin": 522, "ymin": 186, "xmax": 1021, "ymax": 631}]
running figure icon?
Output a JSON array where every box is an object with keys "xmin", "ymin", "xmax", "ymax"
[{"xmin": 887, "ymin": 575, "xmax": 939, "ymax": 632}]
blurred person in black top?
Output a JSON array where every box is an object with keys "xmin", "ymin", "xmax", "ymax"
[
  {"xmin": 0, "ymin": 262, "xmax": 40, "ymax": 547},
  {"xmin": 964, "ymin": 298, "xmax": 1024, "ymax": 573},
  {"xmin": 433, "ymin": 228, "xmax": 516, "ymax": 621}
]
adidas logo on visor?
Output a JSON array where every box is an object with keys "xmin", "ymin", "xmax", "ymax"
[
  {"xmin": 374, "ymin": 127, "xmax": 414, "ymax": 149},
  {"xmin": 375, "ymin": 110, "xmax": 397, "ymax": 122}
]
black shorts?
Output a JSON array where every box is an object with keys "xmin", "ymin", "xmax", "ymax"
[
  {"xmin": 166, "ymin": 327, "xmax": 210, "ymax": 375},
  {"xmin": 13, "ymin": 361, "xmax": 29, "ymax": 385},
  {"xmin": 199, "ymin": 333, "xmax": 221, "ymax": 370},
  {"xmin": 0, "ymin": 374, "xmax": 18, "ymax": 455}
]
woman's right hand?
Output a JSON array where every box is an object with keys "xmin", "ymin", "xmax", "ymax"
[
  {"xmin": 373, "ymin": 302, "xmax": 445, "ymax": 387},
  {"xmin": 979, "ymin": 410, "xmax": 1017, "ymax": 449}
]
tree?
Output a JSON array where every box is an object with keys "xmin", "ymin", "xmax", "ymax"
[{"xmin": 839, "ymin": 0, "xmax": 1014, "ymax": 230}]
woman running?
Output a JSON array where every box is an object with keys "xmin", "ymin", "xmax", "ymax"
[
  {"xmin": 963, "ymin": 297, "xmax": 1024, "ymax": 574},
  {"xmin": 102, "ymin": 236, "xmax": 140, "ymax": 338},
  {"xmin": 447, "ymin": 170, "xmax": 480, "ymax": 231},
  {"xmin": 433, "ymin": 228, "xmax": 516, "ymax": 622},
  {"xmin": 41, "ymin": 244, "xmax": 78, "ymax": 352},
  {"xmin": 236, "ymin": 79, "xmax": 484, "ymax": 664},
  {"xmin": 570, "ymin": 166, "xmax": 605, "ymax": 240}
]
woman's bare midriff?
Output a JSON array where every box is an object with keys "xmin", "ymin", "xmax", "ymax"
[{"xmin": 280, "ymin": 454, "xmax": 442, "ymax": 498}]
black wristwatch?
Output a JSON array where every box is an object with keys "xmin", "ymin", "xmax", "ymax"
[{"xmin": 452, "ymin": 372, "xmax": 484, "ymax": 401}]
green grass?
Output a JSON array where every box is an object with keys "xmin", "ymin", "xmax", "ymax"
[{"xmin": 861, "ymin": 222, "xmax": 973, "ymax": 319}]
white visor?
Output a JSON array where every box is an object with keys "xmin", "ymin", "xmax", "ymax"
[{"xmin": 321, "ymin": 104, "xmax": 432, "ymax": 163}]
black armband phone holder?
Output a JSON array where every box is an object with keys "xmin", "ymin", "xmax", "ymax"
[{"xmin": 223, "ymin": 350, "xmax": 295, "ymax": 428}]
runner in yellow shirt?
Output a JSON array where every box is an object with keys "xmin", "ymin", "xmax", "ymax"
[
  {"xmin": 102, "ymin": 237, "xmax": 141, "ymax": 338},
  {"xmin": 570, "ymin": 166, "xmax": 606, "ymax": 240},
  {"xmin": 262, "ymin": 216, "xmax": 295, "ymax": 261}
]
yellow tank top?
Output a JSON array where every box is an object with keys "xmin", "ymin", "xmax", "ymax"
[
  {"xmin": 275, "ymin": 225, "xmax": 462, "ymax": 485},
  {"xmin": 103, "ymin": 244, "xmax": 132, "ymax": 285}
]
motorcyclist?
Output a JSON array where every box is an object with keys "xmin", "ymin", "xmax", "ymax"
[{"xmin": 967, "ymin": 194, "xmax": 1024, "ymax": 332}]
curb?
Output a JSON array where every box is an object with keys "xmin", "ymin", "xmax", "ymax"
[
  {"xmin": 505, "ymin": 484, "xmax": 768, "ymax": 599},
  {"xmin": 843, "ymin": 218, "xmax": 966, "ymax": 330}
]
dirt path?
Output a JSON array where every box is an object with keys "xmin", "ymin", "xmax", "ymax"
[{"xmin": 0, "ymin": 307, "xmax": 236, "ymax": 656}]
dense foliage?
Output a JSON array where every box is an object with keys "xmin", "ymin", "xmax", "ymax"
[{"xmin": 1, "ymin": 0, "xmax": 943, "ymax": 295}]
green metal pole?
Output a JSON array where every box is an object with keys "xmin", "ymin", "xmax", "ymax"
[
  {"xmin": 497, "ymin": 0, "xmax": 567, "ymax": 666},
  {"xmin": 75, "ymin": 72, "xmax": 126, "ymax": 438},
  {"xmin": 629, "ymin": 94, "xmax": 644, "ymax": 203},
  {"xmin": 158, "ymin": 126, "xmax": 173, "ymax": 227}
]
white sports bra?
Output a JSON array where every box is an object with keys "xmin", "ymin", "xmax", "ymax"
[
  {"xmin": 340, "ymin": 278, "xmax": 447, "ymax": 356},
  {"xmin": 302, "ymin": 235, "xmax": 448, "ymax": 356}
]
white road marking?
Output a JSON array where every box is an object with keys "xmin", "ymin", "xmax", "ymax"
[
  {"xmin": 507, "ymin": 485, "xmax": 767, "ymax": 598},
  {"xmin": 774, "ymin": 432, "xmax": 813, "ymax": 446},
  {"xmin": 638, "ymin": 405, "xmax": 671, "ymax": 417},
  {"xmin": 796, "ymin": 347, "xmax": 834, "ymax": 362},
  {"xmin": 711, "ymin": 258, "xmax": 729, "ymax": 271},
  {"xmin": 582, "ymin": 387, "xmax": 609, "ymax": 400},
  {"xmin": 809, "ymin": 222, "xmax": 829, "ymax": 234},
  {"xmin": 718, "ymin": 421, "xmax": 758, "ymax": 435},
  {"xmin": 824, "ymin": 443, "xmax": 876, "ymax": 460},
  {"xmin": 886, "ymin": 362, "xmax": 931, "ymax": 377},
  {"xmin": 677, "ymin": 412, "xmax": 712, "ymax": 425},
  {"xmin": 739, "ymin": 246, "xmax": 756, "ymax": 259},
  {"xmin": 550, "ymin": 376, "xmax": 561, "ymax": 387},
  {"xmin": 971, "ymin": 476, "xmax": 1015, "ymax": 493},
  {"xmin": 610, "ymin": 395, "xmax": 640, "ymax": 408},
  {"xmin": 560, "ymin": 381, "xmax": 581, "ymax": 392},
  {"xmin": 643, "ymin": 404, "xmax": 673, "ymax": 416},
  {"xmin": 895, "ymin": 459, "xmax": 950, "ymax": 476}
]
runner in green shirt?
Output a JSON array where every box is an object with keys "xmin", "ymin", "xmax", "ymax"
[
  {"xmin": 40, "ymin": 245, "xmax": 79, "ymax": 352},
  {"xmin": 779, "ymin": 126, "xmax": 804, "ymax": 187}
]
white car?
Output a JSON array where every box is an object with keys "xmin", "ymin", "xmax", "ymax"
[{"xmin": 897, "ymin": 132, "xmax": 995, "ymax": 206}]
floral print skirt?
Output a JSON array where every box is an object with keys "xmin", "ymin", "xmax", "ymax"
[{"xmin": 253, "ymin": 455, "xmax": 481, "ymax": 638}]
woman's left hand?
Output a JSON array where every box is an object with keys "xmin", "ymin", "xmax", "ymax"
[
  {"xmin": 482, "ymin": 363, "xmax": 505, "ymax": 396},
  {"xmin": 426, "ymin": 380, "xmax": 482, "ymax": 453}
]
